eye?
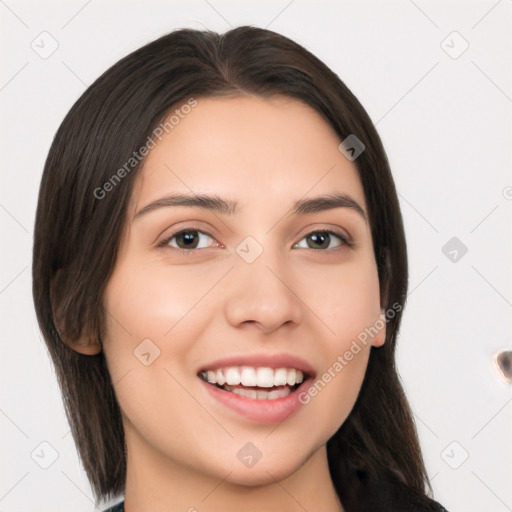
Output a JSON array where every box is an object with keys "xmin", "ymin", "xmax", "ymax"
[
  {"xmin": 158, "ymin": 226, "xmax": 352, "ymax": 255},
  {"xmin": 293, "ymin": 229, "xmax": 352, "ymax": 250},
  {"xmin": 158, "ymin": 227, "xmax": 218, "ymax": 253}
]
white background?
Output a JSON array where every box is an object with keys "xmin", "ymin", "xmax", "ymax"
[{"xmin": 1, "ymin": 1, "xmax": 511, "ymax": 511}]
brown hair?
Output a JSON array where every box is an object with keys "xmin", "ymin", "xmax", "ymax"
[{"xmin": 32, "ymin": 26, "xmax": 435, "ymax": 507}]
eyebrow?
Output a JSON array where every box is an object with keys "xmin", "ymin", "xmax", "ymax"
[{"xmin": 133, "ymin": 192, "xmax": 367, "ymax": 222}]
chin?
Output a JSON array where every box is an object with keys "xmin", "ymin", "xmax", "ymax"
[
  {"xmin": 223, "ymin": 464, "xmax": 300, "ymax": 487},
  {"xmin": 213, "ymin": 448, "xmax": 310, "ymax": 487}
]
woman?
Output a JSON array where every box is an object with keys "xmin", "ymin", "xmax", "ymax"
[{"xmin": 32, "ymin": 26, "xmax": 449, "ymax": 512}]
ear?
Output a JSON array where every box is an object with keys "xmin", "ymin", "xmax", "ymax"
[
  {"xmin": 371, "ymin": 309, "xmax": 386, "ymax": 348},
  {"xmin": 378, "ymin": 246, "xmax": 391, "ymax": 313},
  {"xmin": 50, "ymin": 268, "xmax": 102, "ymax": 355},
  {"xmin": 372, "ymin": 246, "xmax": 391, "ymax": 348}
]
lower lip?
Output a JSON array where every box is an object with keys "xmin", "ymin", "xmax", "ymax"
[{"xmin": 199, "ymin": 377, "xmax": 312, "ymax": 424}]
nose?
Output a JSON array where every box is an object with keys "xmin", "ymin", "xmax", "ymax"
[{"xmin": 223, "ymin": 247, "xmax": 303, "ymax": 334}]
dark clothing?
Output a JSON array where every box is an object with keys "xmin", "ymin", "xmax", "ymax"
[
  {"xmin": 102, "ymin": 467, "xmax": 449, "ymax": 512},
  {"xmin": 337, "ymin": 466, "xmax": 449, "ymax": 512},
  {"xmin": 103, "ymin": 503, "xmax": 123, "ymax": 512}
]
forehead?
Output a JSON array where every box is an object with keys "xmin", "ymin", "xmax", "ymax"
[{"xmin": 130, "ymin": 95, "xmax": 366, "ymax": 215}]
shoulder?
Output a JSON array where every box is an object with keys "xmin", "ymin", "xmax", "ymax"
[
  {"xmin": 101, "ymin": 501, "xmax": 124, "ymax": 512},
  {"xmin": 339, "ymin": 465, "xmax": 450, "ymax": 512},
  {"xmin": 361, "ymin": 471, "xmax": 450, "ymax": 512}
]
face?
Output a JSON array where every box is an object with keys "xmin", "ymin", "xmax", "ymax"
[{"xmin": 101, "ymin": 95, "xmax": 385, "ymax": 486}]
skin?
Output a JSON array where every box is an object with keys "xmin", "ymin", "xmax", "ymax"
[{"xmin": 66, "ymin": 95, "xmax": 385, "ymax": 512}]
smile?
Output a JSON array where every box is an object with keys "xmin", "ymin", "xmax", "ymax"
[
  {"xmin": 199, "ymin": 366, "xmax": 306, "ymax": 400},
  {"xmin": 197, "ymin": 364, "xmax": 314, "ymax": 423}
]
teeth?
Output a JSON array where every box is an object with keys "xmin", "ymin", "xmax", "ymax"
[
  {"xmin": 225, "ymin": 367, "xmax": 241, "ymax": 385},
  {"xmin": 229, "ymin": 386, "xmax": 293, "ymax": 400},
  {"xmin": 287, "ymin": 368, "xmax": 297, "ymax": 386},
  {"xmin": 256, "ymin": 367, "xmax": 274, "ymax": 387},
  {"xmin": 240, "ymin": 367, "xmax": 257, "ymax": 386},
  {"xmin": 200, "ymin": 366, "xmax": 305, "ymax": 388},
  {"xmin": 274, "ymin": 368, "xmax": 288, "ymax": 386},
  {"xmin": 215, "ymin": 369, "xmax": 225, "ymax": 386}
]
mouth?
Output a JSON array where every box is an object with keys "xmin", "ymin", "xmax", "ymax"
[
  {"xmin": 198, "ymin": 366, "xmax": 312, "ymax": 400},
  {"xmin": 196, "ymin": 355, "xmax": 317, "ymax": 423}
]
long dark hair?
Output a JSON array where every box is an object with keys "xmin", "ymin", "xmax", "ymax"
[{"xmin": 32, "ymin": 26, "xmax": 434, "ymax": 507}]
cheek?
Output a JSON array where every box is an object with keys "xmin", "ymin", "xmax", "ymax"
[
  {"xmin": 298, "ymin": 253, "xmax": 382, "ymax": 344},
  {"xmin": 99, "ymin": 260, "xmax": 192, "ymax": 402},
  {"xmin": 290, "ymin": 255, "xmax": 380, "ymax": 437},
  {"xmin": 100, "ymin": 256, "xmax": 226, "ymax": 407},
  {"xmin": 101, "ymin": 258, "xmax": 214, "ymax": 350},
  {"xmin": 100, "ymin": 262, "xmax": 213, "ymax": 454}
]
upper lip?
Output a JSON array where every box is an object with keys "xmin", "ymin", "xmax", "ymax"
[{"xmin": 197, "ymin": 353, "xmax": 317, "ymax": 378}]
